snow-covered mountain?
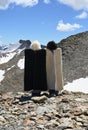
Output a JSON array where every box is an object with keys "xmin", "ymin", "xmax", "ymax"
[
  {"xmin": 0, "ymin": 44, "xmax": 8, "ymax": 51},
  {"xmin": 0, "ymin": 32, "xmax": 88, "ymax": 93},
  {"xmin": 0, "ymin": 40, "xmax": 31, "ymax": 92},
  {"xmin": 0, "ymin": 43, "xmax": 20, "ymax": 53}
]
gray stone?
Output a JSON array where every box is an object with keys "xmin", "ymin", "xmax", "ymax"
[{"xmin": 0, "ymin": 91, "xmax": 88, "ymax": 129}]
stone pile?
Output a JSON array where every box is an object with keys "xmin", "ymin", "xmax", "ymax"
[{"xmin": 0, "ymin": 90, "xmax": 88, "ymax": 130}]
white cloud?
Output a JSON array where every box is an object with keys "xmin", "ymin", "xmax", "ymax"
[
  {"xmin": 76, "ymin": 11, "xmax": 88, "ymax": 19},
  {"xmin": 0, "ymin": 0, "xmax": 10, "ymax": 9},
  {"xmin": 43, "ymin": 0, "xmax": 51, "ymax": 4},
  {"xmin": 0, "ymin": 0, "xmax": 38, "ymax": 10},
  {"xmin": 12, "ymin": 0, "xmax": 38, "ymax": 7},
  {"xmin": 56, "ymin": 20, "xmax": 82, "ymax": 32},
  {"xmin": 58, "ymin": 0, "xmax": 88, "ymax": 10}
]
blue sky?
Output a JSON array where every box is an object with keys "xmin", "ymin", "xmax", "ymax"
[{"xmin": 0, "ymin": 0, "xmax": 88, "ymax": 45}]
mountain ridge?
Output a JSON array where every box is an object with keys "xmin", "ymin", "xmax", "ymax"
[
  {"xmin": 0, "ymin": 31, "xmax": 88, "ymax": 92},
  {"xmin": 58, "ymin": 31, "xmax": 88, "ymax": 84}
]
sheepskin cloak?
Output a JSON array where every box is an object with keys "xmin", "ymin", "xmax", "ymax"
[
  {"xmin": 46, "ymin": 48, "xmax": 63, "ymax": 91},
  {"xmin": 24, "ymin": 49, "xmax": 47, "ymax": 91}
]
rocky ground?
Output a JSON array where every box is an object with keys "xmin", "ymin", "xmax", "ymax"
[{"xmin": 0, "ymin": 90, "xmax": 88, "ymax": 130}]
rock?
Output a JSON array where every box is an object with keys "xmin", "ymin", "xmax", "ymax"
[
  {"xmin": 36, "ymin": 118, "xmax": 47, "ymax": 125},
  {"xmin": 0, "ymin": 116, "xmax": 6, "ymax": 122},
  {"xmin": 61, "ymin": 98, "xmax": 70, "ymax": 103},
  {"xmin": 36, "ymin": 104, "xmax": 56, "ymax": 115},
  {"xmin": 23, "ymin": 118, "xmax": 35, "ymax": 126},
  {"xmin": 73, "ymin": 110, "xmax": 83, "ymax": 116},
  {"xmin": 83, "ymin": 110, "xmax": 88, "ymax": 116},
  {"xmin": 31, "ymin": 95, "xmax": 47, "ymax": 103},
  {"xmin": 0, "ymin": 91, "xmax": 88, "ymax": 129},
  {"xmin": 37, "ymin": 124, "xmax": 45, "ymax": 129},
  {"xmin": 75, "ymin": 98, "xmax": 87, "ymax": 102},
  {"xmin": 59, "ymin": 117, "xmax": 74, "ymax": 128},
  {"xmin": 13, "ymin": 99, "xmax": 19, "ymax": 104},
  {"xmin": 2, "ymin": 92, "xmax": 13, "ymax": 100},
  {"xmin": 74, "ymin": 117, "xmax": 84, "ymax": 124},
  {"xmin": 62, "ymin": 90, "xmax": 72, "ymax": 95}
]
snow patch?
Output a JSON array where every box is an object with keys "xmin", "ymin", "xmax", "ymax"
[
  {"xmin": 7, "ymin": 65, "xmax": 15, "ymax": 71},
  {"xmin": 64, "ymin": 77, "xmax": 88, "ymax": 94},
  {"xmin": 1, "ymin": 43, "xmax": 20, "ymax": 53},
  {"xmin": 17, "ymin": 48, "xmax": 25, "ymax": 54},
  {"xmin": 0, "ymin": 52, "xmax": 16, "ymax": 64},
  {"xmin": 0, "ymin": 70, "xmax": 5, "ymax": 82},
  {"xmin": 17, "ymin": 58, "xmax": 24, "ymax": 69}
]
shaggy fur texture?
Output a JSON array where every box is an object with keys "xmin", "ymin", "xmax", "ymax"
[
  {"xmin": 24, "ymin": 41, "xmax": 47, "ymax": 91},
  {"xmin": 30, "ymin": 40, "xmax": 41, "ymax": 50},
  {"xmin": 46, "ymin": 45, "xmax": 63, "ymax": 91},
  {"xmin": 47, "ymin": 41, "xmax": 57, "ymax": 51}
]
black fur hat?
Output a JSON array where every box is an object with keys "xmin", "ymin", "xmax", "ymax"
[{"xmin": 47, "ymin": 41, "xmax": 57, "ymax": 51}]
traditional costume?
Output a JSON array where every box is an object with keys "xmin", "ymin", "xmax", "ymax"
[
  {"xmin": 46, "ymin": 41, "xmax": 63, "ymax": 96},
  {"xmin": 24, "ymin": 41, "xmax": 47, "ymax": 96}
]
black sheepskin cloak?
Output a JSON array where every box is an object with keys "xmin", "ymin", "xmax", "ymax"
[{"xmin": 24, "ymin": 49, "xmax": 47, "ymax": 91}]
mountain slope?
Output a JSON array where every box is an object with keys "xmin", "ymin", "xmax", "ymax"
[
  {"xmin": 0, "ymin": 32, "xmax": 88, "ymax": 92},
  {"xmin": 58, "ymin": 31, "xmax": 88, "ymax": 84},
  {"xmin": 0, "ymin": 40, "xmax": 31, "ymax": 92}
]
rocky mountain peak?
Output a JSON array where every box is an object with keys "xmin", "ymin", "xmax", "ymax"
[
  {"xmin": 58, "ymin": 31, "xmax": 88, "ymax": 84},
  {"xmin": 19, "ymin": 39, "xmax": 31, "ymax": 49},
  {"xmin": 0, "ymin": 31, "xmax": 88, "ymax": 92}
]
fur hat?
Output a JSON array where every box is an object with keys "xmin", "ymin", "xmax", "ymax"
[
  {"xmin": 30, "ymin": 40, "xmax": 41, "ymax": 50},
  {"xmin": 47, "ymin": 41, "xmax": 57, "ymax": 51}
]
